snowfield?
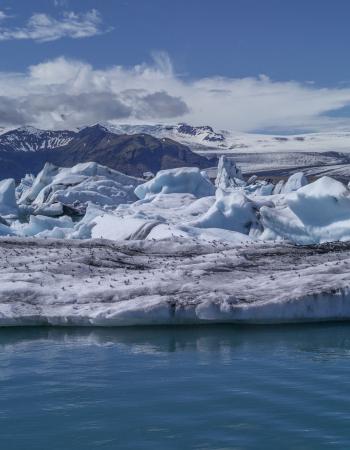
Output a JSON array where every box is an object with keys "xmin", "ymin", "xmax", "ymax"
[{"xmin": 0, "ymin": 237, "xmax": 350, "ymax": 326}]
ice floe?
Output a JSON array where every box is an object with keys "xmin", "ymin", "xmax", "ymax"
[{"xmin": 0, "ymin": 237, "xmax": 349, "ymax": 326}]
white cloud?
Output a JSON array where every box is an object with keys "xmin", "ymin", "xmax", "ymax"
[
  {"xmin": 54, "ymin": 0, "xmax": 69, "ymax": 7},
  {"xmin": 0, "ymin": 11, "xmax": 9, "ymax": 21},
  {"xmin": 0, "ymin": 53, "xmax": 350, "ymax": 132},
  {"xmin": 0, "ymin": 9, "xmax": 107, "ymax": 42}
]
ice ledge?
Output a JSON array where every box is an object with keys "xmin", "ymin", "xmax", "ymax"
[{"xmin": 1, "ymin": 237, "xmax": 350, "ymax": 326}]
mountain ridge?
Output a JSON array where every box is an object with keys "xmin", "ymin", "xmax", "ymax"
[{"xmin": 0, "ymin": 124, "xmax": 216, "ymax": 180}]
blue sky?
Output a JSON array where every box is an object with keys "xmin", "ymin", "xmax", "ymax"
[{"xmin": 0, "ymin": 0, "xmax": 350, "ymax": 132}]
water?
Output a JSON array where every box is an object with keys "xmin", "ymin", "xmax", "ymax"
[{"xmin": 1, "ymin": 325, "xmax": 350, "ymax": 449}]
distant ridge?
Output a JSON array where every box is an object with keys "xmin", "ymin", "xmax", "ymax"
[{"xmin": 0, "ymin": 124, "xmax": 216, "ymax": 180}]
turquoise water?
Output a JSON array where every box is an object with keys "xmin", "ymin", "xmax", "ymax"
[{"xmin": 1, "ymin": 325, "xmax": 350, "ymax": 449}]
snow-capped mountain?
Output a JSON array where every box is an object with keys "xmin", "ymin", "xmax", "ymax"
[
  {"xmin": 3, "ymin": 122, "xmax": 350, "ymax": 155},
  {"xmin": 0, "ymin": 126, "xmax": 75, "ymax": 152},
  {"xmin": 0, "ymin": 124, "xmax": 215, "ymax": 181},
  {"xmin": 102, "ymin": 123, "xmax": 228, "ymax": 150},
  {"xmin": 2, "ymin": 122, "xmax": 350, "ymax": 182},
  {"xmin": 103, "ymin": 122, "xmax": 350, "ymax": 154}
]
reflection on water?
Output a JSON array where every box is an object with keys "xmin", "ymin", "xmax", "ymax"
[{"xmin": 1, "ymin": 324, "xmax": 350, "ymax": 449}]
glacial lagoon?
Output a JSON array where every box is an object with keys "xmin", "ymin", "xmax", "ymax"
[{"xmin": 1, "ymin": 324, "xmax": 350, "ymax": 449}]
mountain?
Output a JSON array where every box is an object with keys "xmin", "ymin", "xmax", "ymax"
[
  {"xmin": 104, "ymin": 123, "xmax": 350, "ymax": 154},
  {"xmin": 0, "ymin": 126, "xmax": 75, "ymax": 152},
  {"xmin": 0, "ymin": 124, "xmax": 216, "ymax": 180},
  {"xmin": 103, "ymin": 123, "xmax": 227, "ymax": 152},
  {"xmin": 3, "ymin": 122, "xmax": 350, "ymax": 183}
]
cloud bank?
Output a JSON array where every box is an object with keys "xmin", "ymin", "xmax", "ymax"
[
  {"xmin": 1, "ymin": 53, "xmax": 350, "ymax": 132},
  {"xmin": 0, "ymin": 9, "xmax": 105, "ymax": 42}
]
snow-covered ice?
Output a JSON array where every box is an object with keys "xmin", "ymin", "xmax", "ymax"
[
  {"xmin": 0, "ymin": 179, "xmax": 18, "ymax": 218},
  {"xmin": 135, "ymin": 167, "xmax": 215, "ymax": 199},
  {"xmin": 19, "ymin": 162, "xmax": 141, "ymax": 211},
  {"xmin": 261, "ymin": 177, "xmax": 350, "ymax": 244},
  {"xmin": 215, "ymin": 155, "xmax": 245, "ymax": 189},
  {"xmin": 187, "ymin": 189, "xmax": 259, "ymax": 235},
  {"xmin": 0, "ymin": 156, "xmax": 348, "ymax": 325},
  {"xmin": 282, "ymin": 172, "xmax": 308, "ymax": 194},
  {"xmin": 0, "ymin": 237, "xmax": 350, "ymax": 326},
  {"xmin": 1, "ymin": 159, "xmax": 350, "ymax": 247}
]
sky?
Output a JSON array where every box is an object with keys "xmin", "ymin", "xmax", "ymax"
[{"xmin": 0, "ymin": 0, "xmax": 350, "ymax": 133}]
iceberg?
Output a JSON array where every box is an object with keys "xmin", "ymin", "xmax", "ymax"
[
  {"xmin": 261, "ymin": 176, "xmax": 350, "ymax": 244},
  {"xmin": 16, "ymin": 173, "xmax": 35, "ymax": 200},
  {"xmin": 134, "ymin": 167, "xmax": 215, "ymax": 199},
  {"xmin": 15, "ymin": 215, "xmax": 74, "ymax": 237},
  {"xmin": 0, "ymin": 179, "xmax": 18, "ymax": 218},
  {"xmin": 20, "ymin": 162, "xmax": 141, "ymax": 211},
  {"xmin": 282, "ymin": 172, "xmax": 308, "ymax": 194},
  {"xmin": 0, "ymin": 158, "xmax": 346, "ymax": 246},
  {"xmin": 188, "ymin": 189, "xmax": 259, "ymax": 235},
  {"xmin": 0, "ymin": 237, "xmax": 349, "ymax": 326},
  {"xmin": 215, "ymin": 155, "xmax": 245, "ymax": 189}
]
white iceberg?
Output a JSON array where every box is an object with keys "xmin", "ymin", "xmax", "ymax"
[
  {"xmin": 215, "ymin": 155, "xmax": 245, "ymax": 189},
  {"xmin": 0, "ymin": 179, "xmax": 18, "ymax": 218},
  {"xmin": 15, "ymin": 215, "xmax": 74, "ymax": 237},
  {"xmin": 261, "ymin": 176, "xmax": 350, "ymax": 244},
  {"xmin": 16, "ymin": 173, "xmax": 35, "ymax": 200},
  {"xmin": 134, "ymin": 167, "xmax": 215, "ymax": 199},
  {"xmin": 20, "ymin": 162, "xmax": 141, "ymax": 211},
  {"xmin": 188, "ymin": 189, "xmax": 260, "ymax": 235},
  {"xmin": 282, "ymin": 172, "xmax": 308, "ymax": 194}
]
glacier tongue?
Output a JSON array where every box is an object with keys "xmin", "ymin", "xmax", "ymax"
[{"xmin": 0, "ymin": 237, "xmax": 350, "ymax": 326}]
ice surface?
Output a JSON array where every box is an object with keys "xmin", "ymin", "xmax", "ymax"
[
  {"xmin": 215, "ymin": 155, "xmax": 245, "ymax": 189},
  {"xmin": 282, "ymin": 172, "xmax": 308, "ymax": 194},
  {"xmin": 1, "ymin": 156, "xmax": 350, "ymax": 325},
  {"xmin": 261, "ymin": 176, "xmax": 350, "ymax": 244},
  {"xmin": 188, "ymin": 189, "xmax": 259, "ymax": 235},
  {"xmin": 0, "ymin": 157, "xmax": 348, "ymax": 245},
  {"xmin": 0, "ymin": 237, "xmax": 349, "ymax": 326},
  {"xmin": 20, "ymin": 162, "xmax": 141, "ymax": 211},
  {"xmin": 16, "ymin": 174, "xmax": 35, "ymax": 200},
  {"xmin": 244, "ymin": 181, "xmax": 274, "ymax": 196},
  {"xmin": 273, "ymin": 180, "xmax": 285, "ymax": 195},
  {"xmin": 33, "ymin": 203, "xmax": 64, "ymax": 217},
  {"xmin": 0, "ymin": 179, "xmax": 18, "ymax": 217},
  {"xmin": 14, "ymin": 215, "xmax": 74, "ymax": 237},
  {"xmin": 134, "ymin": 167, "xmax": 215, "ymax": 199}
]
